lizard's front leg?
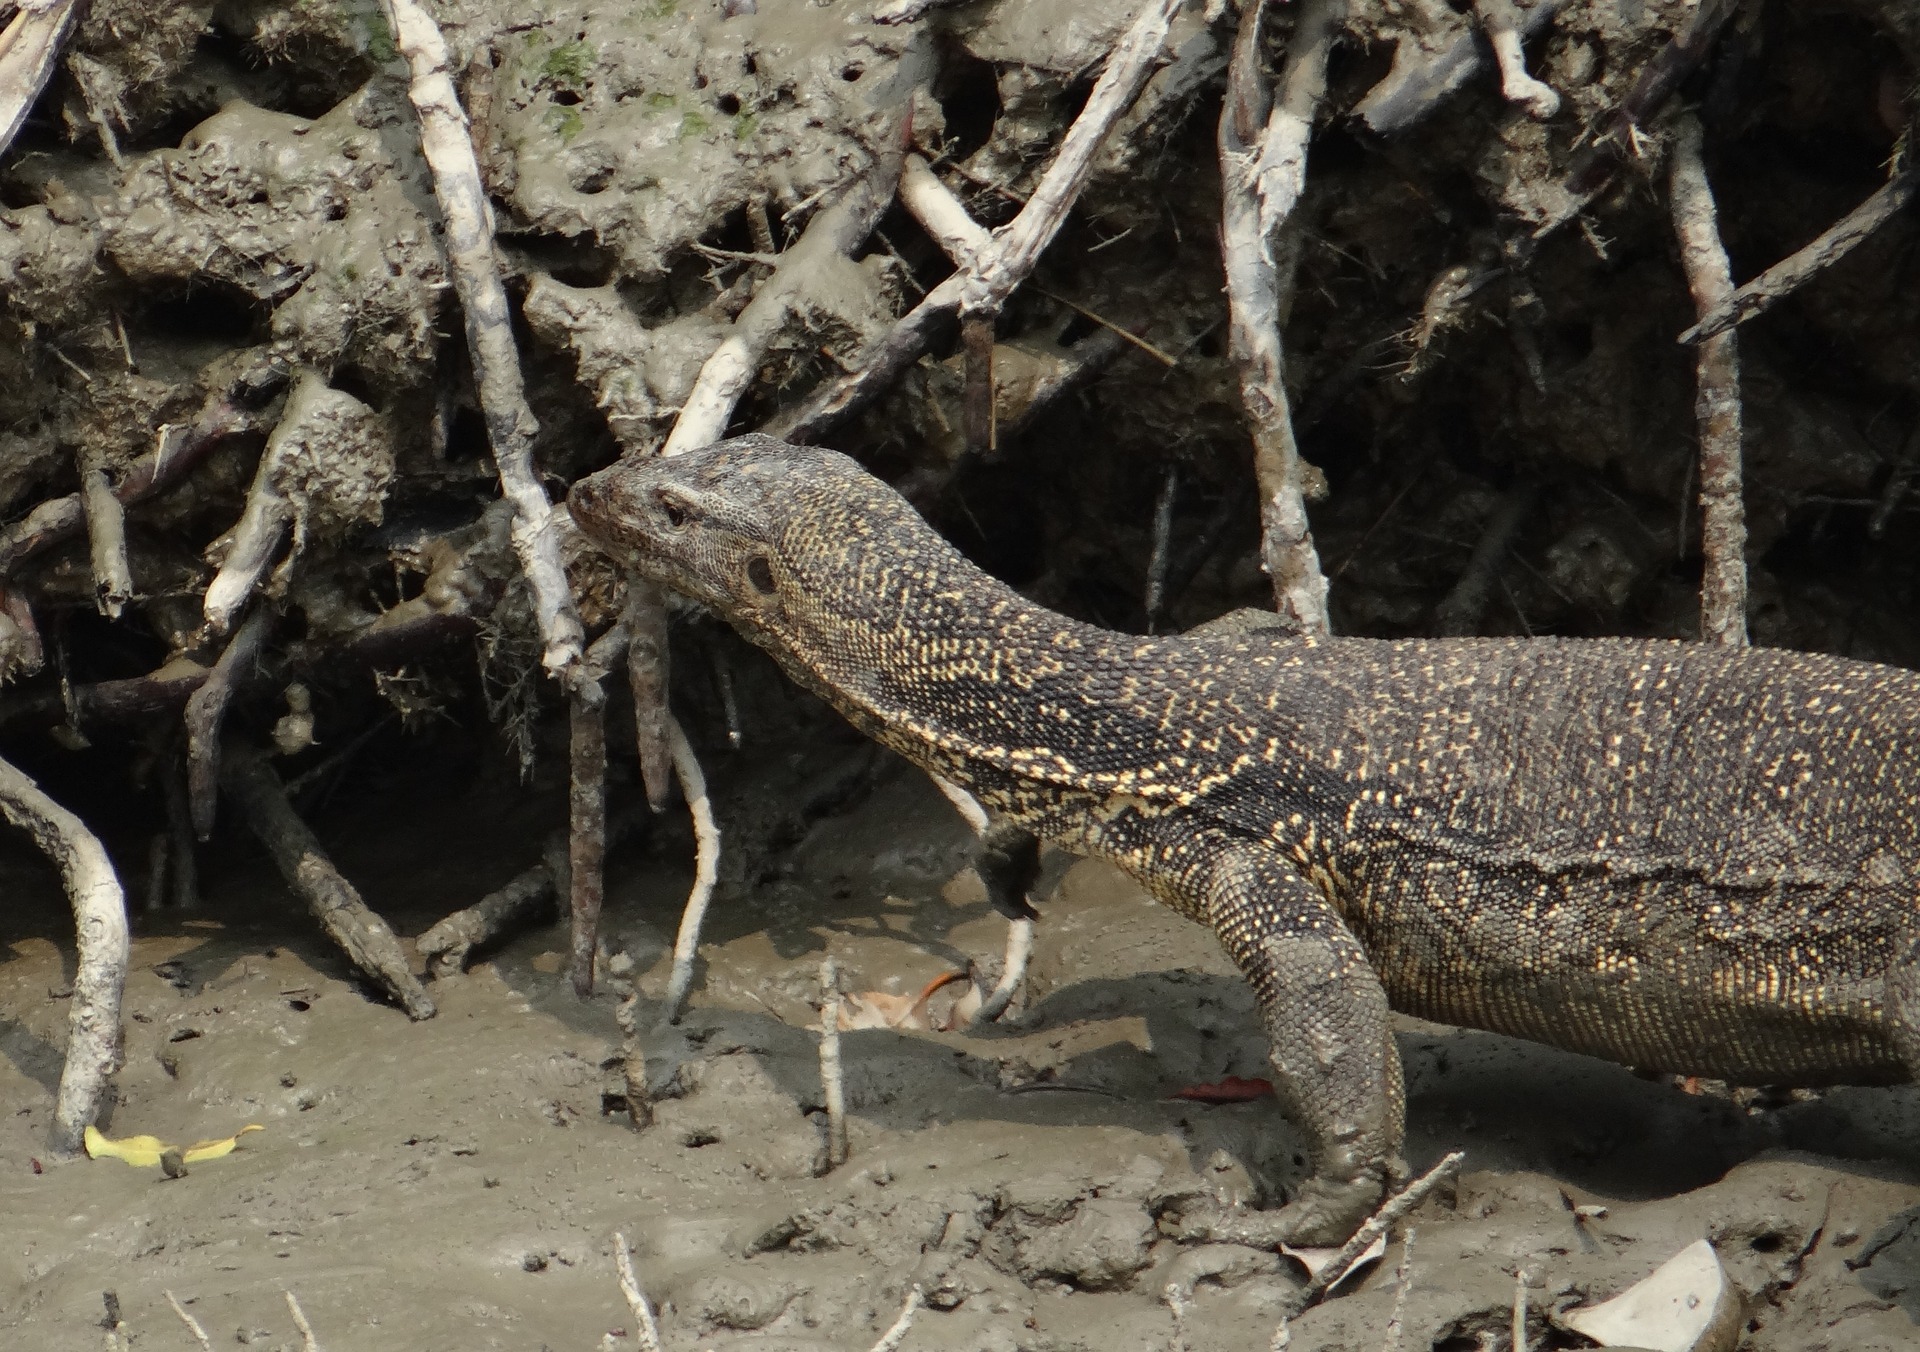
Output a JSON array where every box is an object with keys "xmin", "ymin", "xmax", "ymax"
[{"xmin": 1165, "ymin": 832, "xmax": 1406, "ymax": 1247}]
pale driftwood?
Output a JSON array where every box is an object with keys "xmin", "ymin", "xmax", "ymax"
[
  {"xmin": 0, "ymin": 0, "xmax": 81, "ymax": 160},
  {"xmin": 780, "ymin": 0, "xmax": 1184, "ymax": 442},
  {"xmin": 1219, "ymin": 0, "xmax": 1340, "ymax": 635},
  {"xmin": 819, "ymin": 956, "xmax": 849, "ymax": 1171},
  {"xmin": 659, "ymin": 141, "xmax": 909, "ymax": 457},
  {"xmin": 868, "ymin": 1285, "xmax": 925, "ymax": 1352},
  {"xmin": 79, "ymin": 460, "xmax": 132, "ymax": 619},
  {"xmin": 184, "ymin": 606, "xmax": 270, "ymax": 839},
  {"xmin": 1679, "ymin": 163, "xmax": 1917, "ymax": 345},
  {"xmin": 0, "ymin": 751, "xmax": 129, "ymax": 1156},
  {"xmin": 380, "ymin": 0, "xmax": 584, "ymax": 677},
  {"xmin": 612, "ymin": 1232, "xmax": 666, "ymax": 1352},
  {"xmin": 223, "ymin": 743, "xmax": 436, "ymax": 1020},
  {"xmin": 1669, "ymin": 114, "xmax": 1747, "ymax": 648},
  {"xmin": 661, "ymin": 714, "xmax": 720, "ymax": 1024}
]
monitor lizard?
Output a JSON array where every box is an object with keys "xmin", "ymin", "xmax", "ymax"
[{"xmin": 569, "ymin": 433, "xmax": 1920, "ymax": 1246}]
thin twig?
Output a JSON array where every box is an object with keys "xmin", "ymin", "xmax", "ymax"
[
  {"xmin": 1511, "ymin": 1265, "xmax": 1531, "ymax": 1352},
  {"xmin": 184, "ymin": 606, "xmax": 271, "ymax": 840},
  {"xmin": 819, "ymin": 956, "xmax": 849, "ymax": 1170},
  {"xmin": 1669, "ymin": 113, "xmax": 1747, "ymax": 647},
  {"xmin": 780, "ymin": 0, "xmax": 1184, "ymax": 442},
  {"xmin": 164, "ymin": 1291, "xmax": 212, "ymax": 1352},
  {"xmin": 1381, "ymin": 1228, "xmax": 1415, "ymax": 1352},
  {"xmin": 612, "ymin": 1232, "xmax": 666, "ymax": 1352},
  {"xmin": 223, "ymin": 742, "xmax": 436, "ymax": 1020},
  {"xmin": 1679, "ymin": 162, "xmax": 1917, "ymax": 345},
  {"xmin": 1281, "ymin": 1151, "xmax": 1465, "ymax": 1320},
  {"xmin": 381, "ymin": 0, "xmax": 584, "ymax": 677},
  {"xmin": 868, "ymin": 1284, "xmax": 924, "ymax": 1352},
  {"xmin": 661, "ymin": 714, "xmax": 719, "ymax": 1024},
  {"xmin": 0, "ymin": 752, "xmax": 128, "ymax": 1156},
  {"xmin": 284, "ymin": 1290, "xmax": 321, "ymax": 1352},
  {"xmin": 1219, "ymin": 0, "xmax": 1341, "ymax": 634}
]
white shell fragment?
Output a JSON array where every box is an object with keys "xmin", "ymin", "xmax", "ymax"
[{"xmin": 1560, "ymin": 1238, "xmax": 1743, "ymax": 1352}]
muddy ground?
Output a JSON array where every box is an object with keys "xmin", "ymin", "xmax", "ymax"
[
  {"xmin": 6, "ymin": 0, "xmax": 1920, "ymax": 1348},
  {"xmin": 5, "ymin": 721, "xmax": 1920, "ymax": 1351}
]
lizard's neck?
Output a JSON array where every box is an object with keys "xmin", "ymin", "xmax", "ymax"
[{"xmin": 767, "ymin": 517, "xmax": 1223, "ymax": 802}]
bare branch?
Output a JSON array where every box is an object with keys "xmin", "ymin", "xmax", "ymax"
[
  {"xmin": 1219, "ymin": 0, "xmax": 1341, "ymax": 634},
  {"xmin": 660, "ymin": 142, "xmax": 909, "ymax": 457},
  {"xmin": 223, "ymin": 742, "xmax": 436, "ymax": 1020},
  {"xmin": 568, "ymin": 623, "xmax": 629, "ymax": 999},
  {"xmin": 611, "ymin": 1233, "xmax": 666, "ymax": 1352},
  {"xmin": 781, "ymin": 0, "xmax": 1184, "ymax": 442},
  {"xmin": 623, "ymin": 584, "xmax": 675, "ymax": 811},
  {"xmin": 1352, "ymin": 0, "xmax": 1570, "ymax": 137},
  {"xmin": 661, "ymin": 714, "xmax": 719, "ymax": 1024},
  {"xmin": 184, "ymin": 606, "xmax": 271, "ymax": 839},
  {"xmin": 819, "ymin": 956, "xmax": 849, "ymax": 1171},
  {"xmin": 380, "ymin": 0, "xmax": 585, "ymax": 677},
  {"xmin": 0, "ymin": 751, "xmax": 128, "ymax": 1156},
  {"xmin": 1474, "ymin": 0, "xmax": 1561, "ymax": 120},
  {"xmin": 1669, "ymin": 114, "xmax": 1747, "ymax": 647},
  {"xmin": 1679, "ymin": 162, "xmax": 1918, "ymax": 346}
]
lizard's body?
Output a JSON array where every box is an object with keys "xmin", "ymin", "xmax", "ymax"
[{"xmin": 571, "ymin": 436, "xmax": 1920, "ymax": 1242}]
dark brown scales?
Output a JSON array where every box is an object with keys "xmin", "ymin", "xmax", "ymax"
[{"xmin": 570, "ymin": 434, "xmax": 1920, "ymax": 1245}]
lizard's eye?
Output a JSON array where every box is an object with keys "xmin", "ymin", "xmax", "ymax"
[
  {"xmin": 746, "ymin": 555, "xmax": 777, "ymax": 596},
  {"xmin": 656, "ymin": 490, "xmax": 691, "ymax": 529}
]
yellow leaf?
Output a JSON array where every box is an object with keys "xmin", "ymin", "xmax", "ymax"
[
  {"xmin": 84, "ymin": 1122, "xmax": 263, "ymax": 1168},
  {"xmin": 182, "ymin": 1124, "xmax": 264, "ymax": 1164}
]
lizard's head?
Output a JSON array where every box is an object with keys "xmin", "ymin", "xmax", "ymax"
[{"xmin": 568, "ymin": 434, "xmax": 932, "ymax": 655}]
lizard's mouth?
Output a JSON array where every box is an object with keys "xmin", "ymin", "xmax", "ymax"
[{"xmin": 568, "ymin": 462, "xmax": 672, "ymax": 572}]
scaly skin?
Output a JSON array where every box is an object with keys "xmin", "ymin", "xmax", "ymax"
[{"xmin": 570, "ymin": 434, "xmax": 1920, "ymax": 1244}]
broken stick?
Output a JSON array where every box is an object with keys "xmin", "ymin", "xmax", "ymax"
[
  {"xmin": 0, "ymin": 751, "xmax": 129, "ymax": 1155},
  {"xmin": 79, "ymin": 456, "xmax": 132, "ymax": 620},
  {"xmin": 1668, "ymin": 113, "xmax": 1747, "ymax": 647},
  {"xmin": 380, "ymin": 0, "xmax": 584, "ymax": 677},
  {"xmin": 222, "ymin": 742, "xmax": 435, "ymax": 1020}
]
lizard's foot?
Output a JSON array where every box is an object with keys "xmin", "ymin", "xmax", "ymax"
[{"xmin": 1160, "ymin": 1173, "xmax": 1385, "ymax": 1249}]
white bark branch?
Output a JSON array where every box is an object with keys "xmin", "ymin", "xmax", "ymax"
[
  {"xmin": 0, "ymin": 0, "xmax": 81, "ymax": 160},
  {"xmin": 1219, "ymin": 0, "xmax": 1340, "ymax": 635},
  {"xmin": 661, "ymin": 714, "xmax": 720, "ymax": 1024},
  {"xmin": 381, "ymin": 0, "xmax": 584, "ymax": 677},
  {"xmin": 0, "ymin": 751, "xmax": 129, "ymax": 1156},
  {"xmin": 80, "ymin": 461, "xmax": 133, "ymax": 620}
]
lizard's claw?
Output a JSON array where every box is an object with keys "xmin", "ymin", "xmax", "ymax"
[{"xmin": 1159, "ymin": 1173, "xmax": 1386, "ymax": 1249}]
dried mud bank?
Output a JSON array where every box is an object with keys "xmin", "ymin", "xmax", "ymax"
[{"xmin": 3, "ymin": 0, "xmax": 1920, "ymax": 1348}]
